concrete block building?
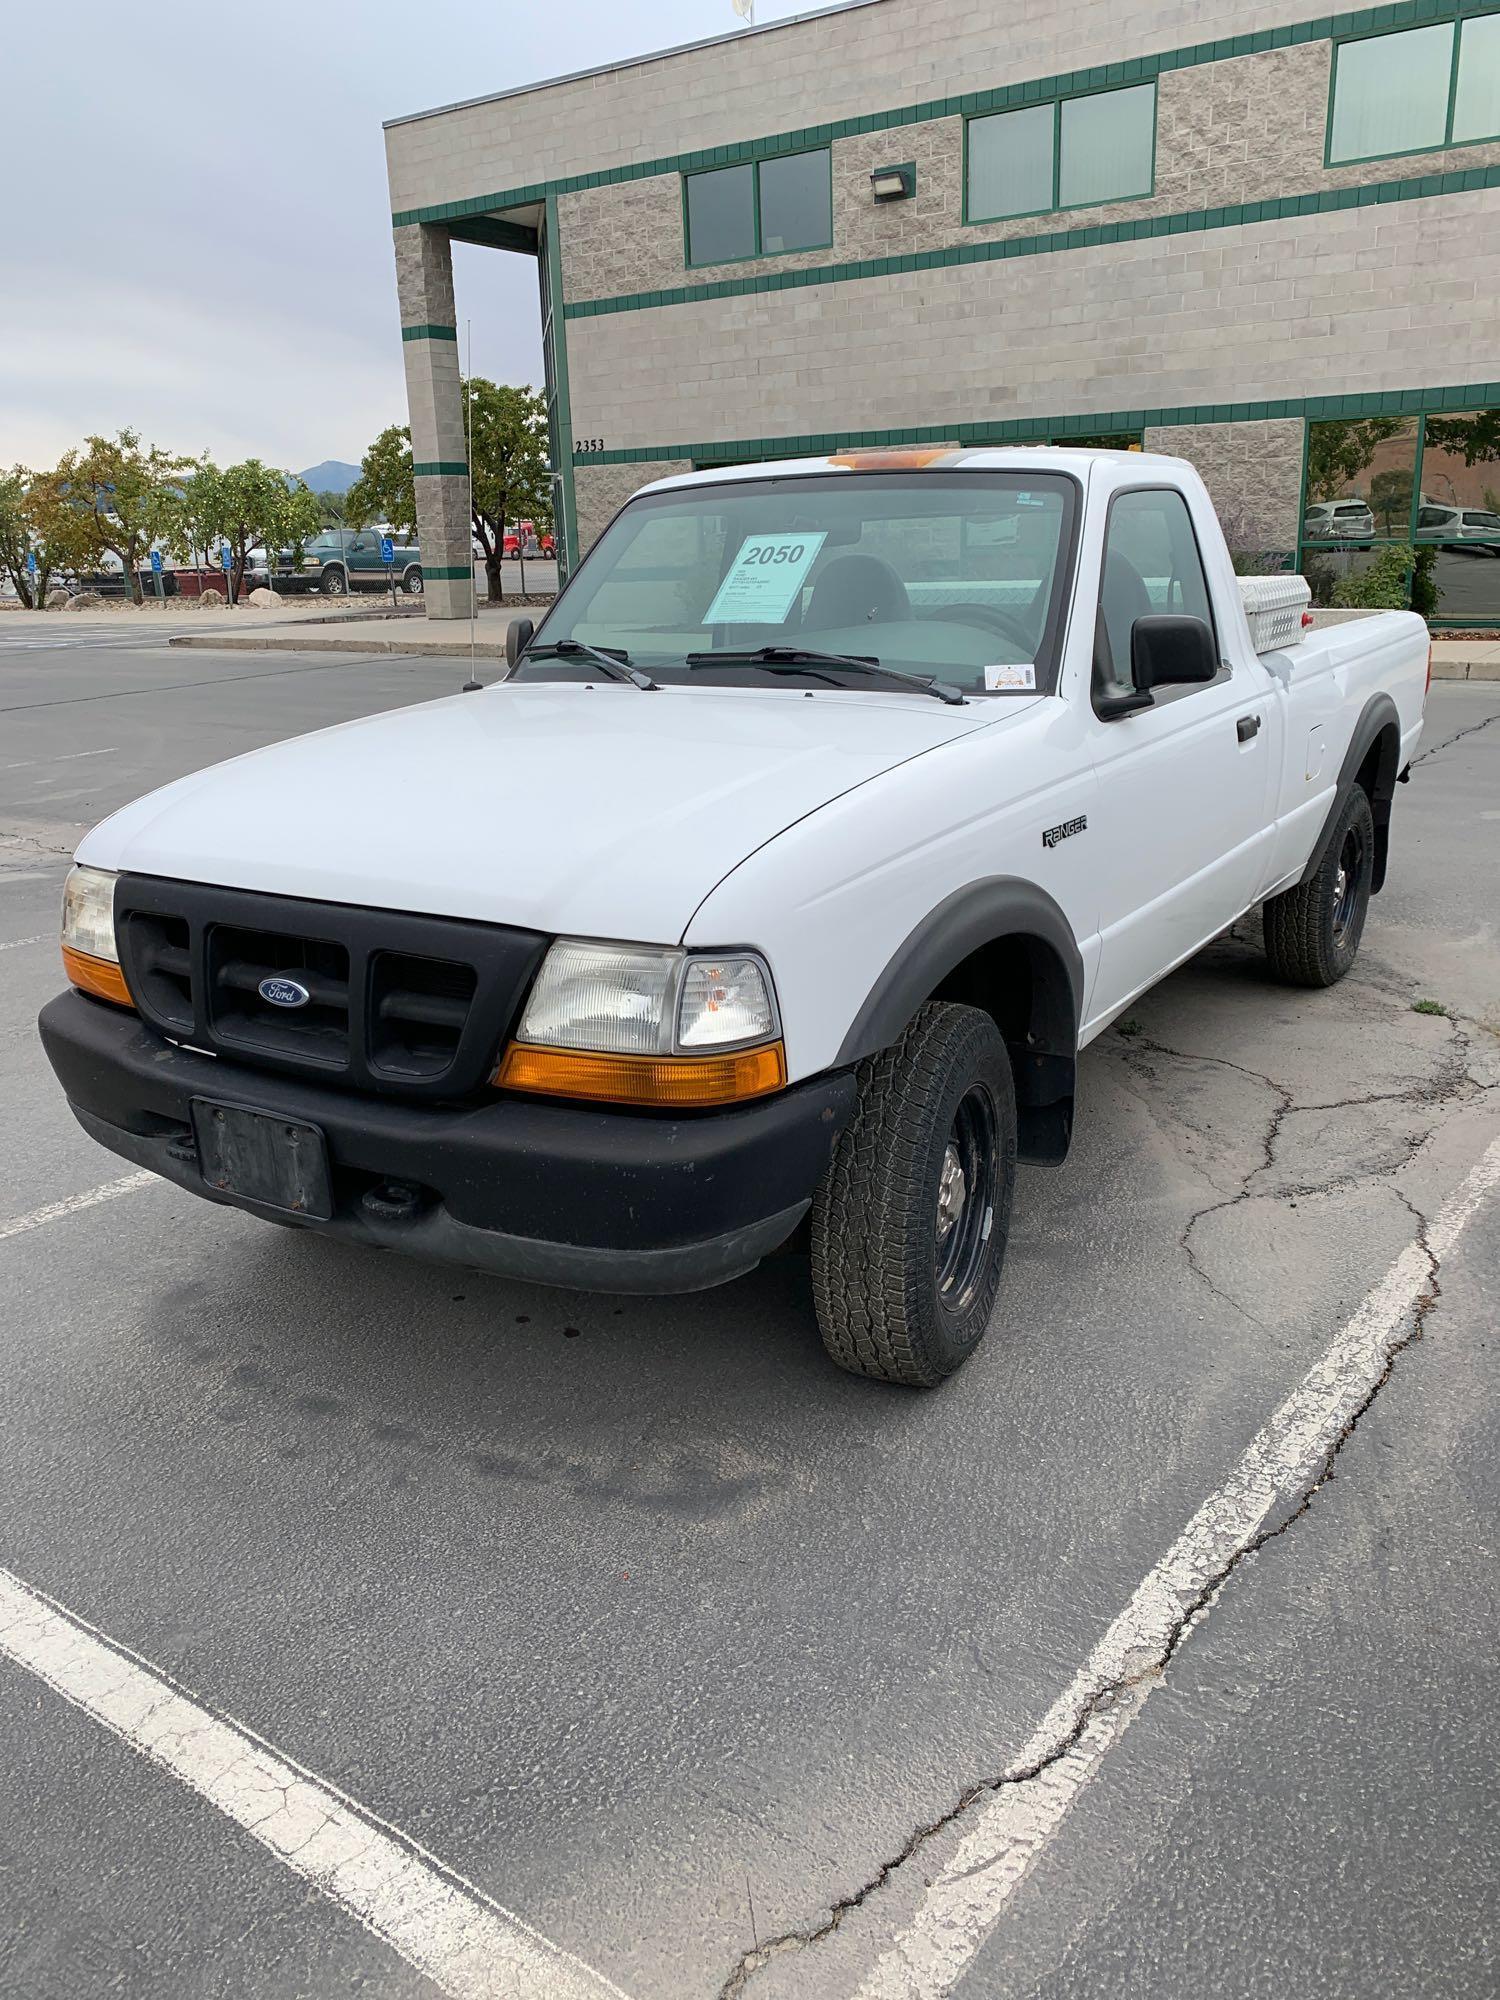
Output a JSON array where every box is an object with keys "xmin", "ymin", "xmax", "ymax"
[{"xmin": 385, "ymin": 0, "xmax": 1500, "ymax": 625}]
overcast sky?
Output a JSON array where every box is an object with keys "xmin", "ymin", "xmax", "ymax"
[{"xmin": 2, "ymin": 1, "xmax": 821, "ymax": 478}]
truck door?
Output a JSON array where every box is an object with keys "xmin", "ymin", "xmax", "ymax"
[{"xmin": 1083, "ymin": 484, "xmax": 1276, "ymax": 1029}]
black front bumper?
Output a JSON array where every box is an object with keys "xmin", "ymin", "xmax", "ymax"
[{"xmin": 38, "ymin": 991, "xmax": 857, "ymax": 1294}]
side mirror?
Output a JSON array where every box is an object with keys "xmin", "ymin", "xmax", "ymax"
[
  {"xmin": 1131, "ymin": 614, "xmax": 1219, "ymax": 692},
  {"xmin": 505, "ymin": 616, "xmax": 534, "ymax": 668}
]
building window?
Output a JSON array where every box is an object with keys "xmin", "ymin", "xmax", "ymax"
[
  {"xmin": 684, "ymin": 148, "xmax": 832, "ymax": 267},
  {"xmin": 1328, "ymin": 15, "xmax": 1500, "ymax": 165},
  {"xmin": 967, "ymin": 83, "xmax": 1155, "ymax": 223},
  {"xmin": 1299, "ymin": 409, "xmax": 1500, "ymax": 627}
]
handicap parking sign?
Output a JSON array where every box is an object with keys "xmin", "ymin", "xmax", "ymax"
[
  {"xmin": 380, "ymin": 536, "xmax": 395, "ymax": 564},
  {"xmin": 150, "ymin": 549, "xmax": 163, "ymax": 574}
]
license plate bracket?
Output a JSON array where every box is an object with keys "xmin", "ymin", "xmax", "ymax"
[{"xmin": 191, "ymin": 1099, "xmax": 334, "ymax": 1220}]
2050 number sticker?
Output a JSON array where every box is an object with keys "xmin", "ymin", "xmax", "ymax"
[{"xmin": 703, "ymin": 532, "xmax": 828, "ymax": 624}]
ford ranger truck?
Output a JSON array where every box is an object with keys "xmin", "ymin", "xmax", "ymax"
[{"xmin": 38, "ymin": 449, "xmax": 1430, "ymax": 1387}]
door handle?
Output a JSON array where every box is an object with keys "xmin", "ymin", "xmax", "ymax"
[{"xmin": 1237, "ymin": 713, "xmax": 1261, "ymax": 743}]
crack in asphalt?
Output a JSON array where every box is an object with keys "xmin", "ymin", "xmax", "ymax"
[
  {"xmin": 716, "ymin": 1185, "xmax": 1449, "ymax": 1999},
  {"xmin": 1410, "ymin": 706, "xmax": 1500, "ymax": 766},
  {"xmin": 715, "ymin": 970, "xmax": 1493, "ymax": 1995}
]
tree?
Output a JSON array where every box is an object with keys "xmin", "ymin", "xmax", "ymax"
[
  {"xmin": 467, "ymin": 380, "xmax": 549, "ymax": 605},
  {"xmin": 350, "ymin": 379, "xmax": 550, "ymax": 605},
  {"xmin": 1368, "ymin": 466, "xmax": 1413, "ymax": 536},
  {"xmin": 0, "ymin": 464, "xmax": 103, "ymax": 607},
  {"xmin": 346, "ymin": 426, "xmax": 415, "ymax": 536},
  {"xmin": 1304, "ymin": 418, "xmax": 1406, "ymax": 504},
  {"xmin": 161, "ymin": 460, "xmax": 320, "ymax": 601},
  {"xmin": 160, "ymin": 457, "xmax": 224, "ymax": 577},
  {"xmin": 63, "ymin": 429, "xmax": 186, "ymax": 603}
]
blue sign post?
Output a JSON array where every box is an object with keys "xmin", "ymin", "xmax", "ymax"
[
  {"xmin": 25, "ymin": 549, "xmax": 37, "ymax": 606},
  {"xmin": 150, "ymin": 547, "xmax": 164, "ymax": 603},
  {"xmin": 381, "ymin": 534, "xmax": 396, "ymax": 608},
  {"xmin": 221, "ymin": 543, "xmax": 233, "ymax": 608}
]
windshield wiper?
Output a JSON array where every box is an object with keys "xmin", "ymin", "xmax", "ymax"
[
  {"xmin": 684, "ymin": 645, "xmax": 965, "ymax": 706},
  {"xmin": 520, "ymin": 639, "xmax": 658, "ymax": 691}
]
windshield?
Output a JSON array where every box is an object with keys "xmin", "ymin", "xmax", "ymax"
[{"xmin": 523, "ymin": 471, "xmax": 1078, "ymax": 696}]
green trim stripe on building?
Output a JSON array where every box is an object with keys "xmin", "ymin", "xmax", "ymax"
[
  {"xmin": 391, "ymin": 0, "xmax": 1500, "ymax": 226},
  {"xmin": 564, "ymin": 163, "xmax": 1500, "ymax": 319},
  {"xmin": 401, "ymin": 323, "xmax": 459, "ymax": 341},
  {"xmin": 564, "ymin": 379, "xmax": 1500, "ymax": 468},
  {"xmin": 423, "ymin": 565, "xmax": 475, "ymax": 580},
  {"xmin": 413, "ymin": 461, "xmax": 469, "ymax": 476}
]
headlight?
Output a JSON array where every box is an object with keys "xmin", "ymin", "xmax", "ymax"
[
  {"xmin": 495, "ymin": 938, "xmax": 784, "ymax": 1107},
  {"xmin": 60, "ymin": 865, "xmax": 134, "ymax": 1009}
]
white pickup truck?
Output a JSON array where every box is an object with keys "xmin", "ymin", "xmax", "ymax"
[{"xmin": 40, "ymin": 448, "xmax": 1429, "ymax": 1386}]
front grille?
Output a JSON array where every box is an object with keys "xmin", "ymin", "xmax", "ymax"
[{"xmin": 116, "ymin": 876, "xmax": 548, "ymax": 1101}]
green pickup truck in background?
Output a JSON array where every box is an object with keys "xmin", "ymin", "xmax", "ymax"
[{"xmin": 286, "ymin": 529, "xmax": 424, "ymax": 596}]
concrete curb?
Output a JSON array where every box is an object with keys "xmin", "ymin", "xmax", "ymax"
[
  {"xmin": 1431, "ymin": 660, "xmax": 1500, "ymax": 680},
  {"xmin": 168, "ymin": 631, "xmax": 507, "ymax": 658}
]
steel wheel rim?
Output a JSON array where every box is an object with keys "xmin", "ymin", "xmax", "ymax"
[
  {"xmin": 935, "ymin": 1082, "xmax": 999, "ymax": 1311},
  {"xmin": 1332, "ymin": 823, "xmax": 1366, "ymax": 945}
]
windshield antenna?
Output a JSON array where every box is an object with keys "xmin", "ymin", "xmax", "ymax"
[{"xmin": 461, "ymin": 316, "xmax": 482, "ymax": 691}]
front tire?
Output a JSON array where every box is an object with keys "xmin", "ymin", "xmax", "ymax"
[
  {"xmin": 1263, "ymin": 784, "xmax": 1375, "ymax": 987},
  {"xmin": 320, "ymin": 565, "xmax": 347, "ymax": 597},
  {"xmin": 403, "ymin": 567, "xmax": 424, "ymax": 596},
  {"xmin": 810, "ymin": 1002, "xmax": 1017, "ymax": 1387}
]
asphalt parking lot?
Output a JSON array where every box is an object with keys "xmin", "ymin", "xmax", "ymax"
[{"xmin": 2, "ymin": 631, "xmax": 1498, "ymax": 2000}]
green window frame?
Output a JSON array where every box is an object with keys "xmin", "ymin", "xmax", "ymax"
[
  {"xmin": 1326, "ymin": 10, "xmax": 1500, "ymax": 168},
  {"xmin": 682, "ymin": 147, "xmax": 833, "ymax": 269},
  {"xmin": 964, "ymin": 81, "xmax": 1157, "ymax": 225}
]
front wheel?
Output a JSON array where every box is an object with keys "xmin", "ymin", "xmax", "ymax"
[
  {"xmin": 320, "ymin": 565, "xmax": 347, "ymax": 597},
  {"xmin": 1262, "ymin": 784, "xmax": 1375, "ymax": 987},
  {"xmin": 810, "ymin": 1002, "xmax": 1017, "ymax": 1387}
]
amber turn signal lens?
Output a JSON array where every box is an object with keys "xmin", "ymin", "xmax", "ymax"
[
  {"xmin": 62, "ymin": 944, "xmax": 134, "ymax": 1009},
  {"xmin": 494, "ymin": 1040, "xmax": 787, "ymax": 1108}
]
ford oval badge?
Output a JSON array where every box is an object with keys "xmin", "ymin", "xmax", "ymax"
[{"xmin": 259, "ymin": 975, "xmax": 311, "ymax": 1009}]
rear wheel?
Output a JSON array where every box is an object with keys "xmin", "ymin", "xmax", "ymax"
[
  {"xmin": 810, "ymin": 1002, "xmax": 1016, "ymax": 1387},
  {"xmin": 1263, "ymin": 784, "xmax": 1375, "ymax": 987}
]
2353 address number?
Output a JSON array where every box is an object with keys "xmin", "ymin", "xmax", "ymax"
[{"xmin": 573, "ymin": 438, "xmax": 606, "ymax": 454}]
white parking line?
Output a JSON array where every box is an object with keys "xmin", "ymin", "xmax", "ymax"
[
  {"xmin": 0, "ymin": 1172, "xmax": 157, "ymax": 1243},
  {"xmin": 0, "ymin": 1567, "xmax": 630, "ymax": 2000},
  {"xmin": 0, "ymin": 933, "xmax": 48, "ymax": 952},
  {"xmin": 854, "ymin": 1131, "xmax": 1500, "ymax": 1999}
]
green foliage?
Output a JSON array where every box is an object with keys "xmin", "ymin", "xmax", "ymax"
[
  {"xmin": 1330, "ymin": 544, "xmax": 1415, "ymax": 610},
  {"xmin": 1410, "ymin": 998, "xmax": 1448, "ymax": 1016},
  {"xmin": 62, "ymin": 429, "xmax": 187, "ymax": 602},
  {"xmin": 350, "ymin": 380, "xmax": 551, "ymax": 603},
  {"xmin": 346, "ymin": 426, "xmax": 414, "ymax": 537},
  {"xmin": 1305, "ymin": 418, "xmax": 1406, "ymax": 504},
  {"xmin": 1410, "ymin": 544, "xmax": 1439, "ymax": 621},
  {"xmin": 0, "ymin": 463, "xmax": 104, "ymax": 605},
  {"xmin": 1421, "ymin": 411, "xmax": 1500, "ymax": 465},
  {"xmin": 162, "ymin": 459, "xmax": 321, "ymax": 600},
  {"xmin": 1368, "ymin": 466, "xmax": 1413, "ymax": 535}
]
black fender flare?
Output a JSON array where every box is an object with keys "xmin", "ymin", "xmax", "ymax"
[
  {"xmin": 835, "ymin": 878, "xmax": 1084, "ymax": 1164},
  {"xmin": 1300, "ymin": 692, "xmax": 1402, "ymax": 894}
]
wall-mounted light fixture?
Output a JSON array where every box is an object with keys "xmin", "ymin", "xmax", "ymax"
[{"xmin": 870, "ymin": 163, "xmax": 916, "ymax": 203}]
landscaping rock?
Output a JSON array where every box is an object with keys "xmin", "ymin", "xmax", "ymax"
[
  {"xmin": 45, "ymin": 589, "xmax": 71, "ymax": 610},
  {"xmin": 247, "ymin": 587, "xmax": 283, "ymax": 607},
  {"xmin": 65, "ymin": 591, "xmax": 105, "ymax": 611}
]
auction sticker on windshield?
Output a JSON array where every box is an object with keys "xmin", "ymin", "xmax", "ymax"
[
  {"xmin": 705, "ymin": 532, "xmax": 827, "ymax": 624},
  {"xmin": 984, "ymin": 663, "xmax": 1037, "ymax": 691}
]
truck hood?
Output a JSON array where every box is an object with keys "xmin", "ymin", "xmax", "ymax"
[{"xmin": 77, "ymin": 681, "xmax": 1020, "ymax": 942}]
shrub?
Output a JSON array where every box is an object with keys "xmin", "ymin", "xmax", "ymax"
[{"xmin": 1331, "ymin": 544, "xmax": 1415, "ymax": 611}]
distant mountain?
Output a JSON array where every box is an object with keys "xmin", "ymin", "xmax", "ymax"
[{"xmin": 295, "ymin": 460, "xmax": 361, "ymax": 494}]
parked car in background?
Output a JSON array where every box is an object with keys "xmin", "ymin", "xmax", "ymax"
[
  {"xmin": 1302, "ymin": 500, "xmax": 1375, "ymax": 545},
  {"xmin": 1416, "ymin": 504, "xmax": 1500, "ymax": 550},
  {"xmin": 294, "ymin": 529, "xmax": 424, "ymax": 596}
]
